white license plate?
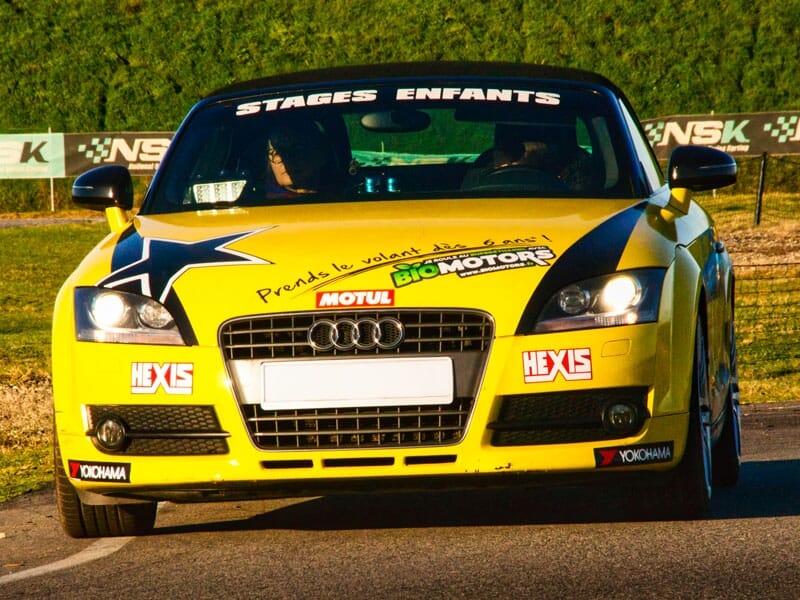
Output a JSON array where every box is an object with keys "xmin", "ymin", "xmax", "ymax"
[{"xmin": 261, "ymin": 356, "xmax": 454, "ymax": 410}]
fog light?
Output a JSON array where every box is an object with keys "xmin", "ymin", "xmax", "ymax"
[
  {"xmin": 95, "ymin": 417, "xmax": 127, "ymax": 451},
  {"xmin": 603, "ymin": 403, "xmax": 639, "ymax": 435}
]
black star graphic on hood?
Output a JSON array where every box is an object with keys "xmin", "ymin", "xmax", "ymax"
[{"xmin": 97, "ymin": 227, "xmax": 272, "ymax": 303}]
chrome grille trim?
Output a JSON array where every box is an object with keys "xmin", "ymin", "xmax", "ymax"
[
  {"xmin": 220, "ymin": 310, "xmax": 493, "ymax": 359},
  {"xmin": 220, "ymin": 310, "xmax": 493, "ymax": 450}
]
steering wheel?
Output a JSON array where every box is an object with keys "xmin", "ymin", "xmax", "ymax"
[{"xmin": 468, "ymin": 165, "xmax": 567, "ymax": 192}]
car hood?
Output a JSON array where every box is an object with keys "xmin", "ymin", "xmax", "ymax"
[{"xmin": 80, "ymin": 197, "xmax": 672, "ymax": 342}]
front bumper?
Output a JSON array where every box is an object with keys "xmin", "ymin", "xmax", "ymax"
[{"xmin": 53, "ymin": 320, "xmax": 690, "ymax": 503}]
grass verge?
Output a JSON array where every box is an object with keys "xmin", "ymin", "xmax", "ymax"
[
  {"xmin": 0, "ymin": 221, "xmax": 107, "ymax": 385},
  {"xmin": 0, "ymin": 383, "xmax": 53, "ymax": 502},
  {"xmin": 1, "ymin": 220, "xmax": 106, "ymax": 502}
]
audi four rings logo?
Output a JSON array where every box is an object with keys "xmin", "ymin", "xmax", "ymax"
[{"xmin": 307, "ymin": 317, "xmax": 405, "ymax": 351}]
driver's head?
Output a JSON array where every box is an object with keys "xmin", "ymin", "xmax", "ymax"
[
  {"xmin": 268, "ymin": 119, "xmax": 337, "ymax": 192},
  {"xmin": 493, "ymin": 124, "xmax": 526, "ymax": 167},
  {"xmin": 493, "ymin": 122, "xmax": 573, "ymax": 168}
]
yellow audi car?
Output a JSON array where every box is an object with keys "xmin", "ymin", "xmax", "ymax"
[{"xmin": 52, "ymin": 62, "xmax": 741, "ymax": 537}]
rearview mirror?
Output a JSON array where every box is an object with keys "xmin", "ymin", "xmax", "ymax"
[{"xmin": 360, "ymin": 110, "xmax": 431, "ymax": 133}]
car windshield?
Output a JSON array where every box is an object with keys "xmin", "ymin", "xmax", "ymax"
[{"xmin": 143, "ymin": 79, "xmax": 639, "ymax": 214}]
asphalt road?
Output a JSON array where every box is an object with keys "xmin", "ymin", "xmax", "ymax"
[{"xmin": 2, "ymin": 402, "xmax": 799, "ymax": 599}]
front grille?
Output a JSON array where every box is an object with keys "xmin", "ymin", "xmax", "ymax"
[
  {"xmin": 220, "ymin": 310, "xmax": 493, "ymax": 359},
  {"xmin": 85, "ymin": 404, "xmax": 229, "ymax": 455},
  {"xmin": 220, "ymin": 310, "xmax": 493, "ymax": 450},
  {"xmin": 241, "ymin": 398, "xmax": 473, "ymax": 449},
  {"xmin": 489, "ymin": 387, "xmax": 649, "ymax": 446}
]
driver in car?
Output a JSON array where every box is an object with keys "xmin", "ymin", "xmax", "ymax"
[
  {"xmin": 465, "ymin": 122, "xmax": 600, "ymax": 192},
  {"xmin": 266, "ymin": 119, "xmax": 341, "ymax": 195}
]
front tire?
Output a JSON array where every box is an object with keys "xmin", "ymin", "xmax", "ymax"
[
  {"xmin": 712, "ymin": 334, "xmax": 742, "ymax": 487},
  {"xmin": 667, "ymin": 313, "xmax": 714, "ymax": 519},
  {"xmin": 631, "ymin": 314, "xmax": 713, "ymax": 520},
  {"xmin": 54, "ymin": 435, "xmax": 157, "ymax": 538}
]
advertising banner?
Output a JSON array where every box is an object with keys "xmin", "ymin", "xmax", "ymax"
[
  {"xmin": 642, "ymin": 112, "xmax": 800, "ymax": 160},
  {"xmin": 0, "ymin": 133, "xmax": 65, "ymax": 179},
  {"xmin": 0, "ymin": 132, "xmax": 173, "ymax": 179},
  {"xmin": 64, "ymin": 132, "xmax": 172, "ymax": 175}
]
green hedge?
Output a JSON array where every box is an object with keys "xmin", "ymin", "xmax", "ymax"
[{"xmin": 3, "ymin": 0, "xmax": 799, "ymax": 132}]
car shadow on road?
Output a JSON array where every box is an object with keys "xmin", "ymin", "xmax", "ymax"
[
  {"xmin": 710, "ymin": 459, "xmax": 800, "ymax": 519},
  {"xmin": 151, "ymin": 458, "xmax": 800, "ymax": 535}
]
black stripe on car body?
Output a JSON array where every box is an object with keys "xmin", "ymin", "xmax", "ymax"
[{"xmin": 515, "ymin": 201, "xmax": 648, "ymax": 334}]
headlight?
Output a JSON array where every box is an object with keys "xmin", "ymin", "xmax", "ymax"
[
  {"xmin": 74, "ymin": 287, "xmax": 185, "ymax": 345},
  {"xmin": 534, "ymin": 268, "xmax": 665, "ymax": 333}
]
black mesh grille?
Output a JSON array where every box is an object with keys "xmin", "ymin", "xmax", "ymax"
[
  {"xmin": 241, "ymin": 398, "xmax": 473, "ymax": 449},
  {"xmin": 490, "ymin": 387, "xmax": 649, "ymax": 446},
  {"xmin": 121, "ymin": 437, "xmax": 229, "ymax": 456},
  {"xmin": 87, "ymin": 404, "xmax": 222, "ymax": 432},
  {"xmin": 221, "ymin": 310, "xmax": 493, "ymax": 450},
  {"xmin": 86, "ymin": 405, "xmax": 229, "ymax": 455}
]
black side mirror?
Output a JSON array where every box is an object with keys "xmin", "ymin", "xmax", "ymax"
[
  {"xmin": 667, "ymin": 145, "xmax": 737, "ymax": 191},
  {"xmin": 72, "ymin": 165, "xmax": 134, "ymax": 211}
]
